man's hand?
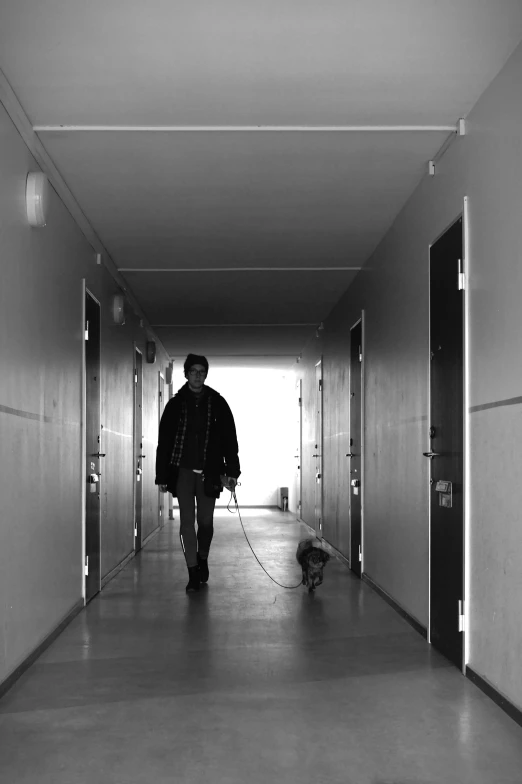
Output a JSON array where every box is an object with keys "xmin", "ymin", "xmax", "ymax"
[
  {"xmin": 220, "ymin": 476, "xmax": 237, "ymax": 491},
  {"xmin": 159, "ymin": 484, "xmax": 168, "ymax": 493}
]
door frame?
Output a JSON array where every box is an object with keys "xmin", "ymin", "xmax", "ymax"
[
  {"xmin": 167, "ymin": 373, "xmax": 175, "ymax": 521},
  {"xmin": 360, "ymin": 312, "xmax": 366, "ymax": 574},
  {"xmin": 133, "ymin": 345, "xmax": 143, "ymax": 551},
  {"xmin": 81, "ymin": 281, "xmax": 87, "ymax": 602},
  {"xmin": 427, "ymin": 202, "xmax": 469, "ymax": 674},
  {"xmin": 298, "ymin": 377, "xmax": 303, "ymax": 521},
  {"xmin": 293, "ymin": 376, "xmax": 303, "ymax": 521},
  {"xmin": 158, "ymin": 369, "xmax": 165, "ymax": 528},
  {"xmin": 314, "ymin": 358, "xmax": 323, "ymax": 538},
  {"xmin": 83, "ymin": 285, "xmax": 102, "ymax": 601},
  {"xmin": 349, "ymin": 312, "xmax": 365, "ymax": 573},
  {"xmin": 462, "ymin": 196, "xmax": 470, "ymax": 673}
]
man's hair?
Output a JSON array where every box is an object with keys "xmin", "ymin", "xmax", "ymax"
[{"xmin": 183, "ymin": 353, "xmax": 209, "ymax": 375}]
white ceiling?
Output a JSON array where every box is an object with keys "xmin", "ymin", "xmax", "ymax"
[{"xmin": 1, "ymin": 1, "xmax": 522, "ymax": 368}]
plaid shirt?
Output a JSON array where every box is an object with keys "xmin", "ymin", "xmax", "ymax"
[
  {"xmin": 155, "ymin": 383, "xmax": 240, "ymax": 491},
  {"xmin": 170, "ymin": 395, "xmax": 213, "ymax": 468}
]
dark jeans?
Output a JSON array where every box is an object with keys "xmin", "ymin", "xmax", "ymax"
[{"xmin": 176, "ymin": 467, "xmax": 216, "ymax": 568}]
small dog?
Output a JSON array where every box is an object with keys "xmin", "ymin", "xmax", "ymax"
[{"xmin": 296, "ymin": 539, "xmax": 330, "ymax": 592}]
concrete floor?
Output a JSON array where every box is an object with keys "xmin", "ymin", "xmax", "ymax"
[{"xmin": 1, "ymin": 509, "xmax": 521, "ymax": 784}]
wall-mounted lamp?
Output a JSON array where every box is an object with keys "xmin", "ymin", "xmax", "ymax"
[
  {"xmin": 146, "ymin": 341, "xmax": 157, "ymax": 364},
  {"xmin": 315, "ymin": 322, "xmax": 324, "ymax": 338},
  {"xmin": 26, "ymin": 172, "xmax": 49, "ymax": 227},
  {"xmin": 111, "ymin": 293, "xmax": 126, "ymax": 325}
]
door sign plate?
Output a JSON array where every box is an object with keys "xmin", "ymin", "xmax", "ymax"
[{"xmin": 435, "ymin": 480, "xmax": 452, "ymax": 508}]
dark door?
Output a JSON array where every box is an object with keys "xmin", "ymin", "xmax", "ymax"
[
  {"xmin": 158, "ymin": 372, "xmax": 165, "ymax": 528},
  {"xmin": 295, "ymin": 378, "xmax": 302, "ymax": 521},
  {"xmin": 314, "ymin": 360, "xmax": 323, "ymax": 538},
  {"xmin": 168, "ymin": 377, "xmax": 175, "ymax": 521},
  {"xmin": 428, "ymin": 218, "xmax": 464, "ymax": 668},
  {"xmin": 349, "ymin": 319, "xmax": 363, "ymax": 576},
  {"xmin": 85, "ymin": 291, "xmax": 101, "ymax": 601},
  {"xmin": 134, "ymin": 348, "xmax": 143, "ymax": 552}
]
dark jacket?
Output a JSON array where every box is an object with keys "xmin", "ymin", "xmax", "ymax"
[{"xmin": 155, "ymin": 383, "xmax": 240, "ymax": 498}]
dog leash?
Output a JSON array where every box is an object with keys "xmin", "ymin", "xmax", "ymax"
[{"xmin": 225, "ymin": 487, "xmax": 304, "ymax": 589}]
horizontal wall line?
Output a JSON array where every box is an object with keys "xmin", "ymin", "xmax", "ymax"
[
  {"xmin": 0, "ymin": 403, "xmax": 79, "ymax": 426},
  {"xmin": 34, "ymin": 124, "xmax": 457, "ymax": 133},
  {"xmin": 119, "ymin": 267, "xmax": 362, "ymax": 273},
  {"xmin": 153, "ymin": 323, "xmax": 316, "ymax": 328},
  {"xmin": 170, "ymin": 353, "xmax": 298, "ymax": 358},
  {"xmin": 469, "ymin": 395, "xmax": 522, "ymax": 413}
]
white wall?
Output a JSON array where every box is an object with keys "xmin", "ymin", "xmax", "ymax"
[
  {"xmin": 0, "ymin": 98, "xmax": 169, "ymax": 687},
  {"xmin": 300, "ymin": 40, "xmax": 522, "ymax": 711},
  {"xmin": 169, "ymin": 365, "xmax": 296, "ymax": 507}
]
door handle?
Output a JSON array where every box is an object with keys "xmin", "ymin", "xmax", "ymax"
[
  {"xmin": 423, "ymin": 452, "xmax": 442, "ymax": 458},
  {"xmin": 346, "ymin": 453, "xmax": 355, "ymax": 458},
  {"xmin": 139, "ymin": 454, "xmax": 147, "ymax": 459},
  {"xmin": 93, "ymin": 452, "xmax": 106, "ymax": 458}
]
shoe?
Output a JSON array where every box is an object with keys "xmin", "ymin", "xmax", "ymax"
[
  {"xmin": 186, "ymin": 565, "xmax": 200, "ymax": 592},
  {"xmin": 197, "ymin": 554, "xmax": 209, "ymax": 583}
]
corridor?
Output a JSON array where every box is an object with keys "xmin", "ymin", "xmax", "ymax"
[{"xmin": 0, "ymin": 509, "xmax": 521, "ymax": 784}]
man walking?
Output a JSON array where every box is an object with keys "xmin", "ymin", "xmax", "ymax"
[{"xmin": 156, "ymin": 354, "xmax": 240, "ymax": 592}]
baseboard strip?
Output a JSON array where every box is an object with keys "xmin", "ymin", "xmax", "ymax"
[
  {"xmin": 101, "ymin": 550, "xmax": 134, "ymax": 588},
  {"xmin": 141, "ymin": 525, "xmax": 161, "ymax": 548},
  {"xmin": 318, "ymin": 537, "xmax": 350, "ymax": 567},
  {"xmin": 0, "ymin": 522, "xmax": 165, "ymax": 702},
  {"xmin": 466, "ymin": 666, "xmax": 522, "ymax": 728},
  {"xmin": 0, "ymin": 598, "xmax": 84, "ymax": 700},
  {"xmin": 362, "ymin": 573, "xmax": 428, "ymax": 639}
]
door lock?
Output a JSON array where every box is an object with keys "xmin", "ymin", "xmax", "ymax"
[{"xmin": 88, "ymin": 473, "xmax": 99, "ymax": 494}]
